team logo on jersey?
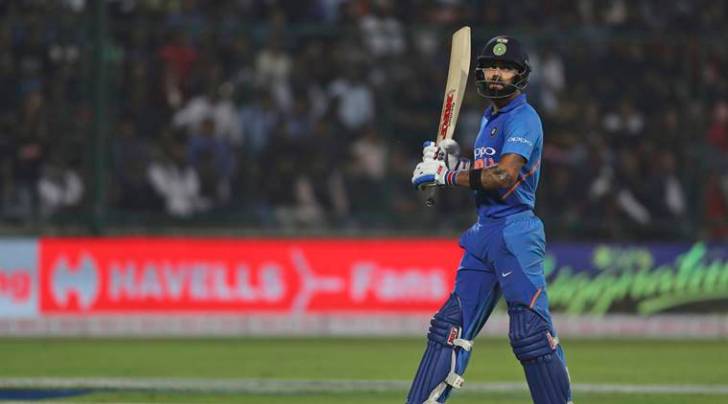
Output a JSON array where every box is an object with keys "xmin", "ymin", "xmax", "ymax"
[{"xmin": 490, "ymin": 127, "xmax": 498, "ymax": 137}]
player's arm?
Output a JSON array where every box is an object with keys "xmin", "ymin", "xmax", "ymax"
[
  {"xmin": 451, "ymin": 153, "xmax": 524, "ymax": 190},
  {"xmin": 448, "ymin": 114, "xmax": 537, "ymax": 190},
  {"xmin": 412, "ymin": 152, "xmax": 524, "ymax": 191},
  {"xmin": 413, "ymin": 112, "xmax": 540, "ymax": 191}
]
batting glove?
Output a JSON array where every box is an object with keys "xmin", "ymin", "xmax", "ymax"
[
  {"xmin": 412, "ymin": 159, "xmax": 458, "ymax": 190},
  {"xmin": 422, "ymin": 140, "xmax": 471, "ymax": 170}
]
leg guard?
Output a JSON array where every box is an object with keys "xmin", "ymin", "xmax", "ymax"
[
  {"xmin": 406, "ymin": 293, "xmax": 472, "ymax": 404},
  {"xmin": 509, "ymin": 305, "xmax": 572, "ymax": 404}
]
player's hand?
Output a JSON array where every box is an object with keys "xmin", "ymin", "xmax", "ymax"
[
  {"xmin": 412, "ymin": 159, "xmax": 457, "ymax": 190},
  {"xmin": 422, "ymin": 140, "xmax": 469, "ymax": 170}
]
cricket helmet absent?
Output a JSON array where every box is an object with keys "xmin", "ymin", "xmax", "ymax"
[{"xmin": 475, "ymin": 35, "xmax": 531, "ymax": 99}]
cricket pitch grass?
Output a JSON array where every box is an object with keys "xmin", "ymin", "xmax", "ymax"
[{"xmin": 1, "ymin": 337, "xmax": 726, "ymax": 403}]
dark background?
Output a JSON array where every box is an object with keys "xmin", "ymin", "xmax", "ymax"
[{"xmin": 1, "ymin": 0, "xmax": 726, "ymax": 240}]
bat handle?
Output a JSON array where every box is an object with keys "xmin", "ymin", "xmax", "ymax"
[{"xmin": 425, "ymin": 187, "xmax": 437, "ymax": 207}]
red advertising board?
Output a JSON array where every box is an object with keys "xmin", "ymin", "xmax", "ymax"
[{"xmin": 39, "ymin": 238, "xmax": 461, "ymax": 314}]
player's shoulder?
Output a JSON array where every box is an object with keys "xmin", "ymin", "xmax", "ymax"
[
  {"xmin": 505, "ymin": 102, "xmax": 542, "ymax": 131},
  {"xmin": 514, "ymin": 101, "xmax": 541, "ymax": 120}
]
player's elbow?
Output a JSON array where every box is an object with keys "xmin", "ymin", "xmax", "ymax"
[
  {"xmin": 495, "ymin": 155, "xmax": 525, "ymax": 189},
  {"xmin": 493, "ymin": 167, "xmax": 518, "ymax": 189},
  {"xmin": 499, "ymin": 173, "xmax": 518, "ymax": 189}
]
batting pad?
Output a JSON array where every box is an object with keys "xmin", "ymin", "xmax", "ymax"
[
  {"xmin": 509, "ymin": 305, "xmax": 572, "ymax": 404},
  {"xmin": 406, "ymin": 293, "xmax": 473, "ymax": 404}
]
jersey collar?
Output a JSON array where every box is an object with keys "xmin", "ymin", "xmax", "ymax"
[{"xmin": 485, "ymin": 93, "xmax": 527, "ymax": 118}]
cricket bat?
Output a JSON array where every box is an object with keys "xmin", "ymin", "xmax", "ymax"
[{"xmin": 425, "ymin": 26, "xmax": 471, "ymax": 207}]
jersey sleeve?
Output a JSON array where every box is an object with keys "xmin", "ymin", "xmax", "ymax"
[{"xmin": 501, "ymin": 110, "xmax": 542, "ymax": 162}]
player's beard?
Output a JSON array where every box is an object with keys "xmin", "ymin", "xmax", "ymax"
[
  {"xmin": 477, "ymin": 78, "xmax": 518, "ymax": 99},
  {"xmin": 488, "ymin": 80, "xmax": 506, "ymax": 91}
]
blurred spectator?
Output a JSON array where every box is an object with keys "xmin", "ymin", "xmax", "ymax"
[
  {"xmin": 239, "ymin": 90, "xmax": 279, "ymax": 154},
  {"xmin": 360, "ymin": 1, "xmax": 406, "ymax": 58},
  {"xmin": 284, "ymin": 94, "xmax": 314, "ymax": 140},
  {"xmin": 159, "ymin": 31, "xmax": 198, "ymax": 108},
  {"xmin": 705, "ymin": 175, "xmax": 728, "ymax": 239},
  {"xmin": 0, "ymin": 52, "xmax": 17, "ymax": 117},
  {"xmin": 705, "ymin": 100, "xmax": 728, "ymax": 239},
  {"xmin": 292, "ymin": 119, "xmax": 349, "ymax": 226},
  {"xmin": 7, "ymin": 89, "xmax": 48, "ymax": 220},
  {"xmin": 348, "ymin": 126, "xmax": 387, "ymax": 213},
  {"xmin": 328, "ymin": 66, "xmax": 375, "ymax": 131},
  {"xmin": 643, "ymin": 150, "xmax": 687, "ymax": 237},
  {"xmin": 602, "ymin": 0, "xmax": 629, "ymax": 26},
  {"xmin": 613, "ymin": 151, "xmax": 652, "ymax": 227},
  {"xmin": 111, "ymin": 118, "xmax": 162, "ymax": 211},
  {"xmin": 187, "ymin": 117, "xmax": 236, "ymax": 207},
  {"xmin": 536, "ymin": 50, "xmax": 565, "ymax": 114},
  {"xmin": 255, "ymin": 36, "xmax": 292, "ymax": 111},
  {"xmin": 37, "ymin": 154, "xmax": 83, "ymax": 218},
  {"xmin": 148, "ymin": 140, "xmax": 208, "ymax": 217},
  {"xmin": 173, "ymin": 83, "xmax": 242, "ymax": 146},
  {"xmin": 602, "ymin": 99, "xmax": 645, "ymax": 144},
  {"xmin": 260, "ymin": 128, "xmax": 300, "ymax": 215},
  {"xmin": 0, "ymin": 118, "xmax": 15, "ymax": 215},
  {"xmin": 2, "ymin": 0, "xmax": 726, "ymax": 240},
  {"xmin": 707, "ymin": 101, "xmax": 728, "ymax": 153},
  {"xmin": 255, "ymin": 36, "xmax": 291, "ymax": 86}
]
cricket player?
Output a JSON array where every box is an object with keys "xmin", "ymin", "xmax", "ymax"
[{"xmin": 407, "ymin": 36, "xmax": 573, "ymax": 404}]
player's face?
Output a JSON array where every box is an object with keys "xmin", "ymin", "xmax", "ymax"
[{"xmin": 483, "ymin": 64, "xmax": 518, "ymax": 90}]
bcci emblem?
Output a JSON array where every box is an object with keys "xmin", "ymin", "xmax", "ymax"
[
  {"xmin": 493, "ymin": 43, "xmax": 507, "ymax": 56},
  {"xmin": 490, "ymin": 127, "xmax": 498, "ymax": 137}
]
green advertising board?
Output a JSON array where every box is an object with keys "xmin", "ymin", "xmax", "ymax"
[{"xmin": 546, "ymin": 243, "xmax": 728, "ymax": 315}]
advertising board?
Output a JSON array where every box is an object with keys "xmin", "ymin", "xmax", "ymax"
[
  {"xmin": 0, "ymin": 240, "xmax": 39, "ymax": 318},
  {"xmin": 39, "ymin": 238, "xmax": 461, "ymax": 314}
]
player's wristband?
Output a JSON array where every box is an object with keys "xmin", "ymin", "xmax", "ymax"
[
  {"xmin": 469, "ymin": 169, "xmax": 483, "ymax": 190},
  {"xmin": 445, "ymin": 170, "xmax": 458, "ymax": 186}
]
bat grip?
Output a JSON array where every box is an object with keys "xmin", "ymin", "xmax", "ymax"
[{"xmin": 425, "ymin": 187, "xmax": 437, "ymax": 207}]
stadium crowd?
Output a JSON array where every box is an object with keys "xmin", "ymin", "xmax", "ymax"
[{"xmin": 1, "ymin": 0, "xmax": 727, "ymax": 239}]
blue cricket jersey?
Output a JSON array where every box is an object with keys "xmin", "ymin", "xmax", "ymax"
[{"xmin": 472, "ymin": 94, "xmax": 543, "ymax": 219}]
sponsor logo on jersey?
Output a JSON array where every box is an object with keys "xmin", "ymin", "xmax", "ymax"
[
  {"xmin": 474, "ymin": 147, "xmax": 497, "ymax": 170},
  {"xmin": 507, "ymin": 136, "xmax": 533, "ymax": 146},
  {"xmin": 474, "ymin": 146, "xmax": 497, "ymax": 160}
]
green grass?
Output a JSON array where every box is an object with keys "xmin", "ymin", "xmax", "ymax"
[
  {"xmin": 1, "ymin": 337, "xmax": 727, "ymax": 403},
  {"xmin": 66, "ymin": 391, "xmax": 728, "ymax": 404}
]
